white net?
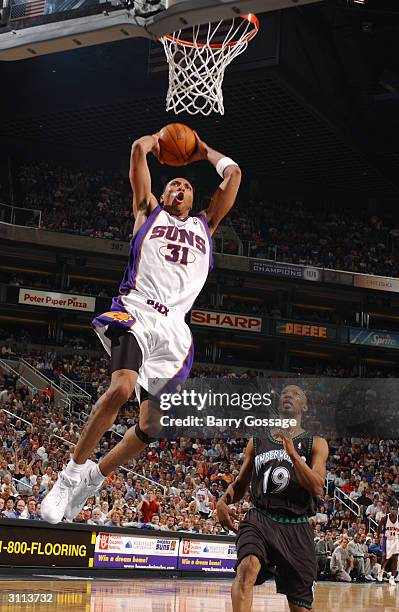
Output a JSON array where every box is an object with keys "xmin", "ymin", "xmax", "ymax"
[{"xmin": 160, "ymin": 15, "xmax": 259, "ymax": 116}]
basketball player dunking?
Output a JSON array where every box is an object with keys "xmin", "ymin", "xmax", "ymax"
[
  {"xmin": 41, "ymin": 129, "xmax": 241, "ymax": 523},
  {"xmin": 217, "ymin": 385, "xmax": 329, "ymax": 612},
  {"xmin": 376, "ymin": 504, "xmax": 399, "ymax": 585}
]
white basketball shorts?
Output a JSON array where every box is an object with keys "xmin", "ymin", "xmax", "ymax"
[{"xmin": 92, "ymin": 291, "xmax": 194, "ymax": 400}]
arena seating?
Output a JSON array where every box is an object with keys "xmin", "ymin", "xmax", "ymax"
[{"xmin": 10, "ymin": 161, "xmax": 399, "ymax": 277}]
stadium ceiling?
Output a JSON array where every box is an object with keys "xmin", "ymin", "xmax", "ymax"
[{"xmin": 1, "ymin": 0, "xmax": 399, "ymax": 197}]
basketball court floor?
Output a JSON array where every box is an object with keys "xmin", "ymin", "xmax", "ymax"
[{"xmin": 0, "ymin": 578, "xmax": 398, "ymax": 611}]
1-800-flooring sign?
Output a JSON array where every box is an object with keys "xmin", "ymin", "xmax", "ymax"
[{"xmin": 0, "ymin": 524, "xmax": 95, "ymax": 567}]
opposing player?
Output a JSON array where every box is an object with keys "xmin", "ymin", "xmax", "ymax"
[
  {"xmin": 376, "ymin": 504, "xmax": 399, "ymax": 585},
  {"xmin": 217, "ymin": 385, "xmax": 329, "ymax": 612},
  {"xmin": 41, "ymin": 129, "xmax": 241, "ymax": 523}
]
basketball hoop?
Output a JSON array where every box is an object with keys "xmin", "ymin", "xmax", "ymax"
[{"xmin": 160, "ymin": 13, "xmax": 259, "ymax": 116}]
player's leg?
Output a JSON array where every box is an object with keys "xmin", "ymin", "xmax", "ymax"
[
  {"xmin": 41, "ymin": 330, "xmax": 141, "ymax": 524},
  {"xmin": 393, "ymin": 553, "xmax": 399, "ymax": 582},
  {"xmin": 288, "ymin": 605, "xmax": 311, "ymax": 612},
  {"xmin": 72, "ymin": 368, "xmax": 137, "ymax": 465},
  {"xmin": 231, "ymin": 555, "xmax": 261, "ymax": 612},
  {"xmin": 378, "ymin": 555, "xmax": 388, "ymax": 581},
  {"xmin": 273, "ymin": 520, "xmax": 317, "ymax": 612},
  {"xmin": 232, "ymin": 509, "xmax": 271, "ymax": 612},
  {"xmin": 388, "ymin": 553, "xmax": 398, "ymax": 585},
  {"xmin": 98, "ymin": 395, "xmax": 161, "ymax": 475},
  {"xmin": 65, "ymin": 393, "xmax": 161, "ymax": 521}
]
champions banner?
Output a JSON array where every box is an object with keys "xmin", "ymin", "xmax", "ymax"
[
  {"xmin": 18, "ymin": 288, "xmax": 96, "ymax": 312},
  {"xmin": 0, "ymin": 524, "xmax": 94, "ymax": 567},
  {"xmin": 178, "ymin": 539, "xmax": 236, "ymax": 573},
  {"xmin": 276, "ymin": 319, "xmax": 337, "ymax": 340},
  {"xmin": 349, "ymin": 328, "xmax": 399, "ymax": 349},
  {"xmin": 250, "ymin": 259, "xmax": 304, "ymax": 279},
  {"xmin": 94, "ymin": 533, "xmax": 179, "ymax": 570}
]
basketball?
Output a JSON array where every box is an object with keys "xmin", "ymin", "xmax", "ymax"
[{"xmin": 158, "ymin": 123, "xmax": 197, "ymax": 167}]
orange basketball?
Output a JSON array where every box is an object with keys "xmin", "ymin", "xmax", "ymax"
[{"xmin": 158, "ymin": 123, "xmax": 197, "ymax": 167}]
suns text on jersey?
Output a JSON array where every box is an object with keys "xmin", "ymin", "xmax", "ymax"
[{"xmin": 149, "ymin": 226, "xmax": 207, "ymax": 254}]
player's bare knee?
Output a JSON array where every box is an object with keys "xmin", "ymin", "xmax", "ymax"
[
  {"xmin": 236, "ymin": 556, "xmax": 260, "ymax": 586},
  {"xmin": 107, "ymin": 381, "xmax": 133, "ymax": 406},
  {"xmin": 138, "ymin": 415, "xmax": 162, "ymax": 439}
]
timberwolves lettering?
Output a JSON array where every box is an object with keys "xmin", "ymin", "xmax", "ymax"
[
  {"xmin": 149, "ymin": 226, "xmax": 207, "ymax": 254},
  {"xmin": 255, "ymin": 450, "xmax": 294, "ymax": 473}
]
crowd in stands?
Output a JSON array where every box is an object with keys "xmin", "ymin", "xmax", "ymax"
[
  {"xmin": 1, "ymin": 360, "xmax": 399, "ymax": 582},
  {"xmin": 10, "ymin": 161, "xmax": 399, "ymax": 277},
  {"xmin": 229, "ymin": 200, "xmax": 399, "ymax": 277}
]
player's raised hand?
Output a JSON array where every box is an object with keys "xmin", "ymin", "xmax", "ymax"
[
  {"xmin": 184, "ymin": 130, "xmax": 208, "ymax": 164},
  {"xmin": 281, "ymin": 436, "xmax": 300, "ymax": 461}
]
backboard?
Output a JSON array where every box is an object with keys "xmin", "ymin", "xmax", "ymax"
[{"xmin": 0, "ymin": 0, "xmax": 323, "ymax": 61}]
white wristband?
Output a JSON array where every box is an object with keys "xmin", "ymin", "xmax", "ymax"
[{"xmin": 216, "ymin": 156, "xmax": 239, "ymax": 178}]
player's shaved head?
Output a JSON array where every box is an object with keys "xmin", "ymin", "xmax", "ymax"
[
  {"xmin": 160, "ymin": 177, "xmax": 194, "ymax": 217},
  {"xmin": 279, "ymin": 384, "xmax": 308, "ymax": 416}
]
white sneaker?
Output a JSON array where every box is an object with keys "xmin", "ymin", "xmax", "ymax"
[
  {"xmin": 389, "ymin": 575, "xmax": 396, "ymax": 586},
  {"xmin": 65, "ymin": 460, "xmax": 105, "ymax": 521},
  {"xmin": 365, "ymin": 575, "xmax": 375, "ymax": 582},
  {"xmin": 377, "ymin": 569, "xmax": 384, "ymax": 582},
  {"xmin": 41, "ymin": 472, "xmax": 78, "ymax": 524}
]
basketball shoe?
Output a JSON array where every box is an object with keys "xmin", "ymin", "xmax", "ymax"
[
  {"xmin": 41, "ymin": 471, "xmax": 80, "ymax": 524},
  {"xmin": 389, "ymin": 574, "xmax": 396, "ymax": 586},
  {"xmin": 377, "ymin": 568, "xmax": 384, "ymax": 582},
  {"xmin": 65, "ymin": 460, "xmax": 105, "ymax": 521}
]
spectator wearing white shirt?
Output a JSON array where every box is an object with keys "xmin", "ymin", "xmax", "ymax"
[
  {"xmin": 36, "ymin": 441, "xmax": 49, "ymax": 465},
  {"xmin": 18, "ymin": 467, "xmax": 36, "ymax": 493},
  {"xmin": 366, "ymin": 495, "xmax": 381, "ymax": 517},
  {"xmin": 315, "ymin": 504, "xmax": 329, "ymax": 525}
]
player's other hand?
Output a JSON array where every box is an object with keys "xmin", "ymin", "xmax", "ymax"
[
  {"xmin": 216, "ymin": 499, "xmax": 238, "ymax": 533},
  {"xmin": 151, "ymin": 132, "xmax": 164, "ymax": 164},
  {"xmin": 184, "ymin": 130, "xmax": 208, "ymax": 164},
  {"xmin": 281, "ymin": 436, "xmax": 300, "ymax": 461}
]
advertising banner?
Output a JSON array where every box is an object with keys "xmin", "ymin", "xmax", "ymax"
[
  {"xmin": 276, "ymin": 319, "xmax": 337, "ymax": 340},
  {"xmin": 94, "ymin": 533, "xmax": 179, "ymax": 570},
  {"xmin": 178, "ymin": 539, "xmax": 237, "ymax": 573},
  {"xmin": 190, "ymin": 310, "xmax": 262, "ymax": 332},
  {"xmin": 349, "ymin": 328, "xmax": 399, "ymax": 349},
  {"xmin": 353, "ymin": 274, "xmax": 399, "ymax": 293},
  {"xmin": 18, "ymin": 288, "xmax": 96, "ymax": 312},
  {"xmin": 250, "ymin": 259, "xmax": 303, "ymax": 279},
  {"xmin": 0, "ymin": 524, "xmax": 94, "ymax": 567}
]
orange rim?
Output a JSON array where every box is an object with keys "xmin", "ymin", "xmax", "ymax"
[{"xmin": 160, "ymin": 13, "xmax": 259, "ymax": 49}]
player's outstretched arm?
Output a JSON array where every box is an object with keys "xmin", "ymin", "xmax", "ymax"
[
  {"xmin": 216, "ymin": 439, "xmax": 254, "ymax": 532},
  {"xmin": 184, "ymin": 131, "xmax": 242, "ymax": 235},
  {"xmin": 130, "ymin": 134, "xmax": 161, "ymax": 219},
  {"xmin": 282, "ymin": 436, "xmax": 328, "ymax": 497}
]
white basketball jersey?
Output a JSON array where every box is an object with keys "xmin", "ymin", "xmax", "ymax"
[
  {"xmin": 384, "ymin": 514, "xmax": 399, "ymax": 559},
  {"xmin": 118, "ymin": 205, "xmax": 213, "ymax": 314}
]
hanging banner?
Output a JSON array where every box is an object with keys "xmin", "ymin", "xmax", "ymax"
[
  {"xmin": 190, "ymin": 310, "xmax": 262, "ymax": 332},
  {"xmin": 349, "ymin": 328, "xmax": 399, "ymax": 349},
  {"xmin": 353, "ymin": 275, "xmax": 399, "ymax": 293},
  {"xmin": 18, "ymin": 289, "xmax": 96, "ymax": 312},
  {"xmin": 276, "ymin": 319, "xmax": 337, "ymax": 340}
]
